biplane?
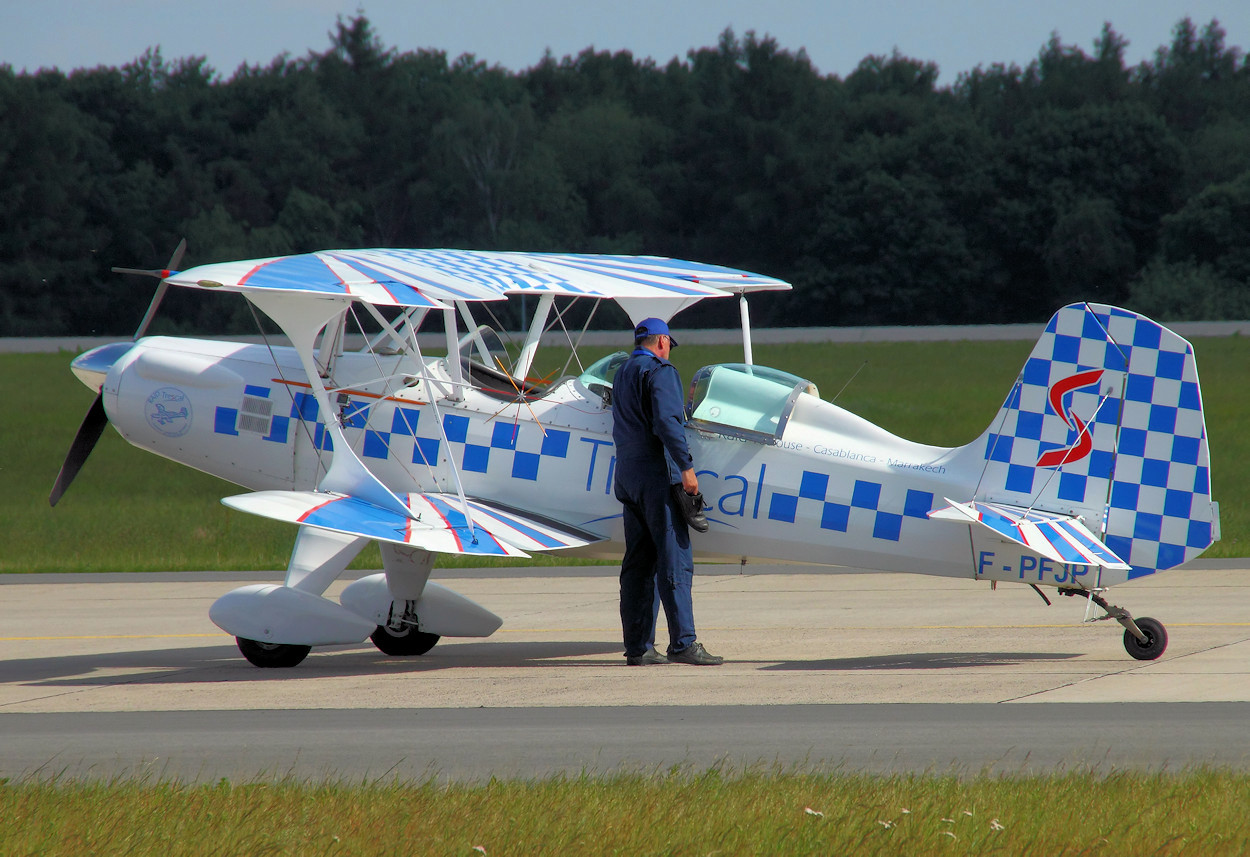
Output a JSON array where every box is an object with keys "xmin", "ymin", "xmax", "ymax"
[{"xmin": 51, "ymin": 246, "xmax": 1219, "ymax": 666}]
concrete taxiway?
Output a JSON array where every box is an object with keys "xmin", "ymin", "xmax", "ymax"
[{"xmin": 1, "ymin": 563, "xmax": 1248, "ymax": 781}]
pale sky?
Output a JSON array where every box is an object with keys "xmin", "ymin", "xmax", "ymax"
[{"xmin": 3, "ymin": 1, "xmax": 1247, "ymax": 84}]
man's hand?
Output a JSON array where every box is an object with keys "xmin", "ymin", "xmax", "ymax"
[{"xmin": 681, "ymin": 468, "xmax": 699, "ymax": 495}]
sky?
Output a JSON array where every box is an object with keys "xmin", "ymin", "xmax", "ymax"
[{"xmin": 3, "ymin": 0, "xmax": 1248, "ymax": 84}]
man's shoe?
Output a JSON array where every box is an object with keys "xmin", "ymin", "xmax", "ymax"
[
  {"xmin": 667, "ymin": 641, "xmax": 723, "ymax": 665},
  {"xmin": 626, "ymin": 647, "xmax": 668, "ymax": 666}
]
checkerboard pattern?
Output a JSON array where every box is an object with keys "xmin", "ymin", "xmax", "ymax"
[
  {"xmin": 979, "ymin": 304, "xmax": 1214, "ymax": 578},
  {"xmin": 768, "ymin": 470, "xmax": 934, "ymax": 543},
  {"xmin": 215, "ymin": 390, "xmax": 572, "ymax": 482}
]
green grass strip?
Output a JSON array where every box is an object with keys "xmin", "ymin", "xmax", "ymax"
[{"xmin": 2, "ymin": 769, "xmax": 1249, "ymax": 855}]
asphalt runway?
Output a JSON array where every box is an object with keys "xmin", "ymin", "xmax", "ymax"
[{"xmin": 2, "ymin": 563, "xmax": 1248, "ymax": 782}]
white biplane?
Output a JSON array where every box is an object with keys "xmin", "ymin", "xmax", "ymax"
[{"xmin": 52, "ymin": 246, "xmax": 1219, "ymax": 667}]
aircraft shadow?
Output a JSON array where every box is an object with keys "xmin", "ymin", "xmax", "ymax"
[
  {"xmin": 0, "ymin": 640, "xmax": 626, "ymax": 687},
  {"xmin": 759, "ymin": 652, "xmax": 1083, "ymax": 671}
]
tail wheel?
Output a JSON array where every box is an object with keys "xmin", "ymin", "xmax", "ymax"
[
  {"xmin": 236, "ymin": 637, "xmax": 311, "ymax": 668},
  {"xmin": 371, "ymin": 625, "xmax": 440, "ymax": 656},
  {"xmin": 1123, "ymin": 617, "xmax": 1168, "ymax": 661}
]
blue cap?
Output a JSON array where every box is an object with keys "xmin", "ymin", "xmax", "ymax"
[{"xmin": 634, "ymin": 317, "xmax": 678, "ymax": 347}]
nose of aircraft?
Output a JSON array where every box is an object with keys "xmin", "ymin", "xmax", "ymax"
[
  {"xmin": 69, "ymin": 341, "xmax": 135, "ymax": 392},
  {"xmin": 51, "ymin": 341, "xmax": 136, "ymax": 507}
]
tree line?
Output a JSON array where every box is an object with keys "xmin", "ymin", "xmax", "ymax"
[{"xmin": 2, "ymin": 15, "xmax": 1248, "ymax": 336}]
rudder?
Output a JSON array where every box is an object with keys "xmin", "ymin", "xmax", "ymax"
[{"xmin": 968, "ymin": 303, "xmax": 1217, "ymax": 583}]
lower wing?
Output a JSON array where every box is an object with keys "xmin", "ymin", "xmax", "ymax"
[{"xmin": 222, "ymin": 490, "xmax": 603, "ymax": 558}]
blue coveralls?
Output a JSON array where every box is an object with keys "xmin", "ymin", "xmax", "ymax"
[{"xmin": 612, "ymin": 347, "xmax": 698, "ymax": 658}]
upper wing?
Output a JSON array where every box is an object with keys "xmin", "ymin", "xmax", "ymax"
[
  {"xmin": 222, "ymin": 489, "xmax": 603, "ymax": 558},
  {"xmin": 929, "ymin": 498, "xmax": 1130, "ymax": 570},
  {"xmin": 164, "ymin": 249, "xmax": 791, "ymax": 308}
]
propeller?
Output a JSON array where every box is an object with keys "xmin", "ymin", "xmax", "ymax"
[{"xmin": 48, "ymin": 239, "xmax": 186, "ymax": 506}]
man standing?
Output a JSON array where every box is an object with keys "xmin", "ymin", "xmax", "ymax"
[{"xmin": 612, "ymin": 317, "xmax": 722, "ymax": 666}]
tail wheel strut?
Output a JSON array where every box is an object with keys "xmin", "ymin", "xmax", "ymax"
[{"xmin": 1060, "ymin": 589, "xmax": 1168, "ymax": 661}]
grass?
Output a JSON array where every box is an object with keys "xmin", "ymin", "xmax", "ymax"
[
  {"xmin": 2, "ymin": 769, "xmax": 1249, "ymax": 855},
  {"xmin": 3, "ymin": 335, "xmax": 1246, "ymax": 573}
]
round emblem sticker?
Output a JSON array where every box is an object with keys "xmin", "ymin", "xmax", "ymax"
[{"xmin": 145, "ymin": 387, "xmax": 192, "ymax": 437}]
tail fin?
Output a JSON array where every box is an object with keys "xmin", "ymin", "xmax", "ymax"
[{"xmin": 969, "ymin": 303, "xmax": 1217, "ymax": 582}]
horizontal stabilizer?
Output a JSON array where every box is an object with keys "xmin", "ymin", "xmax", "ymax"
[
  {"xmin": 929, "ymin": 498, "xmax": 1129, "ymax": 570},
  {"xmin": 223, "ymin": 490, "xmax": 603, "ymax": 557}
]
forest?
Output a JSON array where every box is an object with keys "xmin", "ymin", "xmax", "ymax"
[{"xmin": 1, "ymin": 14, "xmax": 1248, "ymax": 335}]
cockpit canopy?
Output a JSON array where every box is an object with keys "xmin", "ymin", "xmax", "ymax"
[
  {"xmin": 578, "ymin": 354, "xmax": 817, "ymax": 445},
  {"xmin": 686, "ymin": 363, "xmax": 817, "ymax": 443}
]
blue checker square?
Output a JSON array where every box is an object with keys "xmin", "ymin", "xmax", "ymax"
[
  {"xmin": 903, "ymin": 489, "xmax": 933, "ymax": 518},
  {"xmin": 491, "ymin": 421, "xmax": 519, "ymax": 450},
  {"xmin": 768, "ymin": 493, "xmax": 798, "ymax": 523},
  {"xmin": 1148, "ymin": 404, "xmax": 1177, "ymax": 434},
  {"xmin": 442, "ymin": 413, "xmax": 469, "ymax": 443},
  {"xmin": 1089, "ymin": 449, "xmax": 1114, "ymax": 479},
  {"xmin": 873, "ymin": 512, "xmax": 903, "ymax": 542},
  {"xmin": 1052, "ymin": 334, "xmax": 1081, "ymax": 364},
  {"xmin": 1103, "ymin": 342, "xmax": 1129, "ymax": 372},
  {"xmin": 1118, "ymin": 427, "xmax": 1147, "ymax": 457},
  {"xmin": 1003, "ymin": 384, "xmax": 1022, "ymax": 409},
  {"xmin": 1016, "ymin": 411, "xmax": 1043, "ymax": 440},
  {"xmin": 1155, "ymin": 349, "xmax": 1185, "ymax": 380},
  {"xmin": 851, "ymin": 480, "xmax": 880, "ymax": 510},
  {"xmin": 1134, "ymin": 511, "xmax": 1163, "ymax": 542},
  {"xmin": 1132, "ymin": 321, "xmax": 1161, "ymax": 349},
  {"xmin": 1179, "ymin": 381, "xmax": 1201, "ymax": 411},
  {"xmin": 1164, "ymin": 488, "xmax": 1192, "ymax": 519},
  {"xmin": 1172, "ymin": 435, "xmax": 1200, "ymax": 465},
  {"xmin": 413, "ymin": 437, "xmax": 440, "ymax": 465},
  {"xmin": 512, "ymin": 451, "xmax": 540, "ymax": 480},
  {"xmin": 821, "ymin": 502, "xmax": 849, "ymax": 531},
  {"xmin": 1022, "ymin": 357, "xmax": 1051, "ymax": 387},
  {"xmin": 1106, "ymin": 533, "xmax": 1133, "ymax": 562},
  {"xmin": 1057, "ymin": 472, "xmax": 1087, "ymax": 502},
  {"xmin": 291, "ymin": 392, "xmax": 319, "ymax": 421},
  {"xmin": 1141, "ymin": 458, "xmax": 1170, "ymax": 488},
  {"xmin": 244, "ymin": 384, "xmax": 269, "ymax": 397},
  {"xmin": 264, "ymin": 415, "xmax": 290, "ymax": 443},
  {"xmin": 1188, "ymin": 519, "xmax": 1212, "ymax": 549},
  {"xmin": 462, "ymin": 444, "xmax": 490, "ymax": 473},
  {"xmin": 541, "ymin": 429, "xmax": 570, "ymax": 457},
  {"xmin": 1005, "ymin": 463, "xmax": 1035, "ymax": 494},
  {"xmin": 363, "ymin": 430, "xmax": 390, "ymax": 459},
  {"xmin": 391, "ymin": 407, "xmax": 420, "ymax": 435},
  {"xmin": 314, "ymin": 423, "xmax": 333, "ymax": 451},
  {"xmin": 799, "ymin": 471, "xmax": 829, "ymax": 501},
  {"xmin": 1110, "ymin": 481, "xmax": 1139, "ymax": 510},
  {"xmin": 1156, "ymin": 542, "xmax": 1186, "ymax": 570},
  {"xmin": 1125, "ymin": 374, "xmax": 1155, "ymax": 403},
  {"xmin": 1082, "ymin": 312, "xmax": 1106, "ymax": 341},
  {"xmin": 1194, "ymin": 466, "xmax": 1210, "ymax": 494},
  {"xmin": 342, "ymin": 400, "xmax": 369, "ymax": 429},
  {"xmin": 214, "ymin": 407, "xmax": 239, "ymax": 435},
  {"xmin": 986, "ymin": 433, "xmax": 1014, "ymax": 463}
]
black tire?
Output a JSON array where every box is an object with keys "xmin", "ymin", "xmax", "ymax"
[
  {"xmin": 236, "ymin": 637, "xmax": 311, "ymax": 668},
  {"xmin": 1123, "ymin": 616, "xmax": 1168, "ymax": 661},
  {"xmin": 370, "ymin": 624, "xmax": 440, "ymax": 656}
]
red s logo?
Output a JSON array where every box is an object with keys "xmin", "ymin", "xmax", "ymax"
[{"xmin": 1036, "ymin": 369, "xmax": 1103, "ymax": 468}]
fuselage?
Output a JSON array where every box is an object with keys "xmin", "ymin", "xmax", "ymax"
[{"xmin": 81, "ymin": 335, "xmax": 989, "ymax": 580}]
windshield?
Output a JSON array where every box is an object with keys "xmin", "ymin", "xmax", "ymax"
[{"xmin": 686, "ymin": 363, "xmax": 817, "ymax": 443}]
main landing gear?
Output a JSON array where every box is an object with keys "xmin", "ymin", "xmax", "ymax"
[
  {"xmin": 236, "ymin": 637, "xmax": 311, "ymax": 668},
  {"xmin": 370, "ymin": 600, "xmax": 440, "ymax": 656},
  {"xmin": 1060, "ymin": 589, "xmax": 1169, "ymax": 660}
]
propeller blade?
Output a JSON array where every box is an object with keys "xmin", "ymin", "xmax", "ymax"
[
  {"xmin": 49, "ymin": 393, "xmax": 109, "ymax": 507},
  {"xmin": 114, "ymin": 238, "xmax": 187, "ymax": 340}
]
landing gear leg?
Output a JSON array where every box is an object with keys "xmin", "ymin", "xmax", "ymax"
[{"xmin": 1061, "ymin": 589, "xmax": 1168, "ymax": 661}]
